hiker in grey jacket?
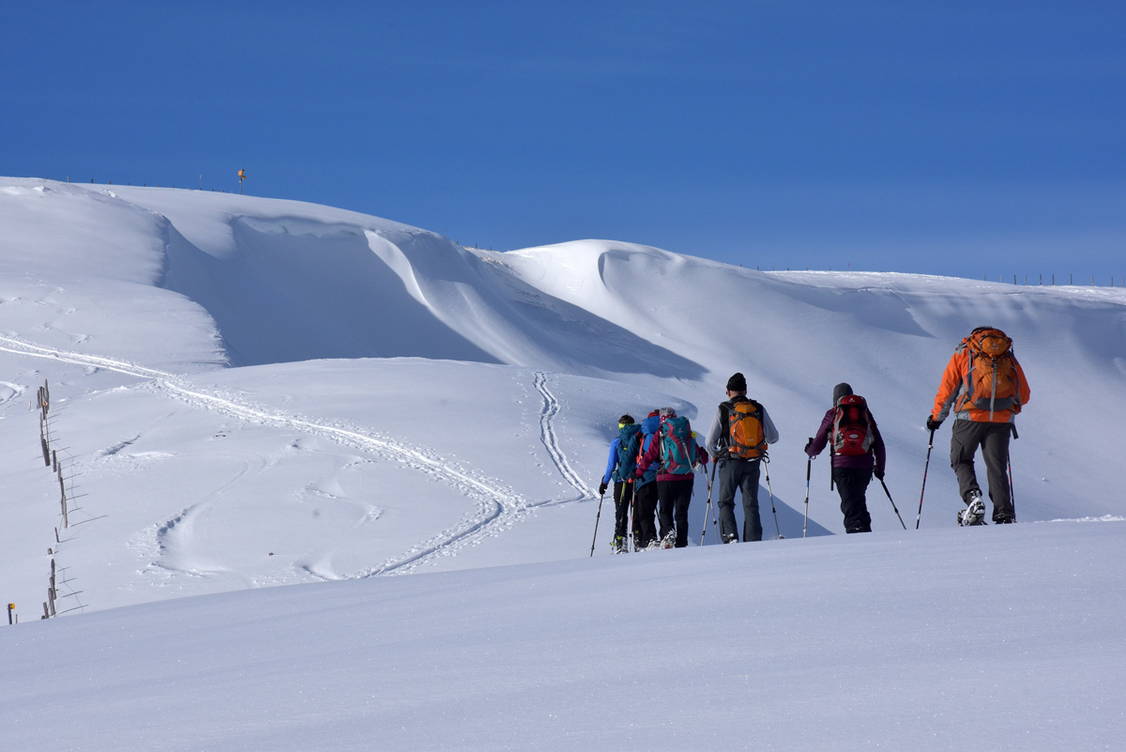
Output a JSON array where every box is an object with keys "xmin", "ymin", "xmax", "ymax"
[{"xmin": 706, "ymin": 372, "xmax": 780, "ymax": 542}]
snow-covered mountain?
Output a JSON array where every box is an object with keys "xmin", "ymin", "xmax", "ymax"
[{"xmin": 2, "ymin": 177, "xmax": 1124, "ymax": 750}]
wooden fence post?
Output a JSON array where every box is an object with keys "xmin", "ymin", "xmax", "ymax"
[{"xmin": 58, "ymin": 462, "xmax": 68, "ymax": 528}]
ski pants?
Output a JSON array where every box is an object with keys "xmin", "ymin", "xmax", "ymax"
[
  {"xmin": 657, "ymin": 477, "xmax": 694, "ymax": 548},
  {"xmin": 613, "ymin": 481, "xmax": 634, "ymax": 539},
  {"xmin": 832, "ymin": 467, "xmax": 872, "ymax": 533},
  {"xmin": 634, "ymin": 481, "xmax": 659, "ymax": 548},
  {"xmin": 950, "ymin": 420, "xmax": 1013, "ymax": 521},
  {"xmin": 717, "ymin": 459, "xmax": 762, "ymax": 542}
]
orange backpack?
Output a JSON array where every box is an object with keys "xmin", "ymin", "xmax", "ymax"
[
  {"xmin": 957, "ymin": 327, "xmax": 1022, "ymax": 419},
  {"xmin": 724, "ymin": 398, "xmax": 766, "ymax": 459}
]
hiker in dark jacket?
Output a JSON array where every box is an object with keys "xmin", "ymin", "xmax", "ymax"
[
  {"xmin": 805, "ymin": 383, "xmax": 886, "ymax": 533},
  {"xmin": 599, "ymin": 414, "xmax": 641, "ymax": 553},
  {"xmin": 637, "ymin": 407, "xmax": 707, "ymax": 548},
  {"xmin": 633, "ymin": 411, "xmax": 661, "ymax": 549},
  {"xmin": 705, "ymin": 372, "xmax": 780, "ymax": 542}
]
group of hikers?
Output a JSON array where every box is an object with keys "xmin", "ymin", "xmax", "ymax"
[{"xmin": 597, "ymin": 326, "xmax": 1031, "ymax": 552}]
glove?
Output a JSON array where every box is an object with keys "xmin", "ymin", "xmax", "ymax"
[
  {"xmin": 925, "ymin": 415, "xmax": 943, "ymax": 431},
  {"xmin": 874, "ymin": 468, "xmax": 885, "ymax": 481},
  {"xmin": 803, "ymin": 438, "xmax": 815, "ymax": 458},
  {"xmin": 598, "ymin": 481, "xmax": 608, "ymax": 497}
]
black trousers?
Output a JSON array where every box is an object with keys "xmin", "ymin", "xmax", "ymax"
[
  {"xmin": 950, "ymin": 420, "xmax": 1013, "ymax": 521},
  {"xmin": 613, "ymin": 481, "xmax": 634, "ymax": 539},
  {"xmin": 657, "ymin": 477, "xmax": 694, "ymax": 548},
  {"xmin": 634, "ymin": 481, "xmax": 659, "ymax": 548},
  {"xmin": 717, "ymin": 459, "xmax": 762, "ymax": 542},
  {"xmin": 832, "ymin": 467, "xmax": 872, "ymax": 533}
]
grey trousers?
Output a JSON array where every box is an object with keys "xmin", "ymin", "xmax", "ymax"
[
  {"xmin": 717, "ymin": 459, "xmax": 762, "ymax": 542},
  {"xmin": 950, "ymin": 420, "xmax": 1013, "ymax": 521}
]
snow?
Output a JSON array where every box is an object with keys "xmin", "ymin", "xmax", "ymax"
[
  {"xmin": 1, "ymin": 177, "xmax": 1125, "ymax": 749},
  {"xmin": 4, "ymin": 522, "xmax": 1124, "ymax": 751}
]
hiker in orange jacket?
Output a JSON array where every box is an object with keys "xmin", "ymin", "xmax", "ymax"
[{"xmin": 927, "ymin": 326, "xmax": 1030, "ymax": 525}]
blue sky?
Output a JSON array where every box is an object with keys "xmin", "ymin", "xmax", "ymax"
[{"xmin": 4, "ymin": 1, "xmax": 1124, "ymax": 279}]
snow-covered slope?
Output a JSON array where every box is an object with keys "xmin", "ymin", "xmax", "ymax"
[
  {"xmin": 2, "ymin": 176, "xmax": 1125, "ymax": 617},
  {"xmin": 3, "ymin": 177, "xmax": 1125, "ymax": 751},
  {"xmin": 497, "ymin": 240, "xmax": 1126, "ymax": 524},
  {"xmin": 4, "ymin": 521, "xmax": 1124, "ymax": 751}
]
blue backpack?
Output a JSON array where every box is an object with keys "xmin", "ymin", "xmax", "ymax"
[
  {"xmin": 613, "ymin": 424, "xmax": 642, "ymax": 482},
  {"xmin": 659, "ymin": 416, "xmax": 697, "ymax": 476}
]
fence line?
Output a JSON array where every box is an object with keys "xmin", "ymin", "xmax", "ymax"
[{"xmin": 7, "ymin": 379, "xmax": 91, "ymax": 625}]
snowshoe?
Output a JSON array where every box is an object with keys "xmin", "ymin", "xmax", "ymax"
[
  {"xmin": 957, "ymin": 496, "xmax": 986, "ymax": 527},
  {"xmin": 659, "ymin": 531, "xmax": 676, "ymax": 549},
  {"xmin": 611, "ymin": 536, "xmax": 627, "ymax": 554},
  {"xmin": 722, "ymin": 533, "xmax": 739, "ymax": 544}
]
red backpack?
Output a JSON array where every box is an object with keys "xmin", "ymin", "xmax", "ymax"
[{"xmin": 832, "ymin": 395, "xmax": 873, "ymax": 456}]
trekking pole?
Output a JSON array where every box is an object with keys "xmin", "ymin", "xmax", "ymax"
[
  {"xmin": 1009, "ymin": 423, "xmax": 1018, "ymax": 521},
  {"xmin": 1007, "ymin": 461, "xmax": 1016, "ymax": 521},
  {"xmin": 915, "ymin": 428, "xmax": 935, "ymax": 529},
  {"xmin": 763, "ymin": 456, "xmax": 784, "ymax": 539},
  {"xmin": 590, "ymin": 491, "xmax": 605, "ymax": 557},
  {"xmin": 699, "ymin": 460, "xmax": 718, "ymax": 545},
  {"xmin": 878, "ymin": 476, "xmax": 908, "ymax": 530},
  {"xmin": 803, "ymin": 440, "xmax": 812, "ymax": 539},
  {"xmin": 627, "ymin": 482, "xmax": 636, "ymax": 552}
]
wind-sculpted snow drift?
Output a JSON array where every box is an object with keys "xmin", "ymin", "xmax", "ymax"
[
  {"xmin": 1, "ymin": 176, "xmax": 1125, "ymax": 617},
  {"xmin": 2, "ymin": 177, "xmax": 1125, "ymax": 751}
]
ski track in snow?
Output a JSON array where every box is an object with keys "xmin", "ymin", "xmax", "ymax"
[
  {"xmin": 532, "ymin": 371, "xmax": 596, "ymax": 506},
  {"xmin": 146, "ymin": 455, "xmax": 258, "ymax": 579},
  {"xmin": 0, "ymin": 334, "xmax": 528, "ymax": 577},
  {"xmin": 0, "ymin": 380, "xmax": 26, "ymax": 407}
]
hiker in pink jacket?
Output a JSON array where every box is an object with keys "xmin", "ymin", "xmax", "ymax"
[{"xmin": 637, "ymin": 407, "xmax": 707, "ymax": 548}]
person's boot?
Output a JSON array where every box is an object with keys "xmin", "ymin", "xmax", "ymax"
[{"xmin": 957, "ymin": 492, "xmax": 986, "ymax": 526}]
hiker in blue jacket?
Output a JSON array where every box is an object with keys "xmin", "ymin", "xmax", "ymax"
[{"xmin": 598, "ymin": 415, "xmax": 642, "ymax": 553}]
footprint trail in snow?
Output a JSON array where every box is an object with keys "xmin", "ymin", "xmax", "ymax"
[
  {"xmin": 533, "ymin": 371, "xmax": 597, "ymax": 506},
  {"xmin": 0, "ymin": 334, "xmax": 528, "ymax": 577}
]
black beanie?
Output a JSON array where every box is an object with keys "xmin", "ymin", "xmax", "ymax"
[
  {"xmin": 618, "ymin": 414, "xmax": 635, "ymax": 425},
  {"xmin": 726, "ymin": 372, "xmax": 747, "ymax": 392},
  {"xmin": 833, "ymin": 382, "xmax": 853, "ymax": 405}
]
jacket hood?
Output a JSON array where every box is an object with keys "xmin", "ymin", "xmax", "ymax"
[{"xmin": 641, "ymin": 415, "xmax": 660, "ymax": 435}]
